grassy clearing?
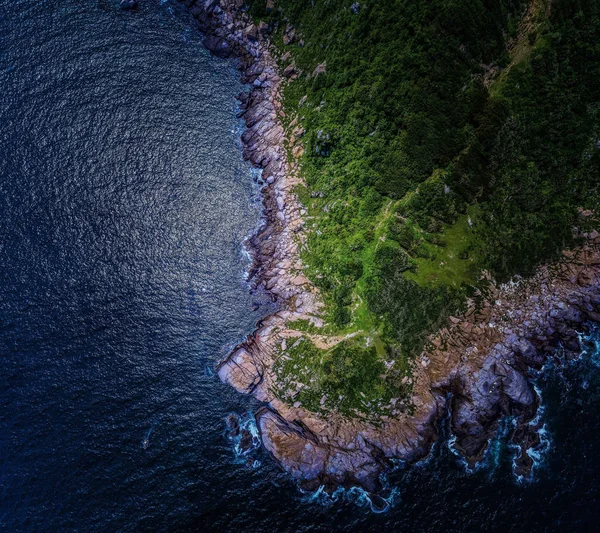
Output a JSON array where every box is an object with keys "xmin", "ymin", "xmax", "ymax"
[
  {"xmin": 405, "ymin": 215, "xmax": 478, "ymax": 289},
  {"xmin": 272, "ymin": 337, "xmax": 412, "ymax": 419}
]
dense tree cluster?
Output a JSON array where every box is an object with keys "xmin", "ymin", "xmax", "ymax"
[{"xmin": 249, "ymin": 0, "xmax": 600, "ymax": 412}]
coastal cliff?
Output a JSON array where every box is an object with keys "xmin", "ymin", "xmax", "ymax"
[
  {"xmin": 228, "ymin": 232, "xmax": 600, "ymax": 492},
  {"xmin": 179, "ymin": 0, "xmax": 600, "ymax": 496}
]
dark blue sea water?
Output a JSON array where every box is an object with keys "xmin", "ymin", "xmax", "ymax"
[{"xmin": 1, "ymin": 1, "xmax": 599, "ymax": 531}]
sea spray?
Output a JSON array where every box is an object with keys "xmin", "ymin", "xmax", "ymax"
[
  {"xmin": 510, "ymin": 325, "xmax": 600, "ymax": 483},
  {"xmin": 511, "ymin": 383, "xmax": 551, "ymax": 484},
  {"xmin": 224, "ymin": 412, "xmax": 261, "ymax": 464},
  {"xmin": 299, "ymin": 476, "xmax": 400, "ymax": 514},
  {"xmin": 448, "ymin": 416, "xmax": 518, "ymax": 476}
]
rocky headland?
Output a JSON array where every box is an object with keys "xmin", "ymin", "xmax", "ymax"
[{"xmin": 179, "ymin": 0, "xmax": 600, "ymax": 496}]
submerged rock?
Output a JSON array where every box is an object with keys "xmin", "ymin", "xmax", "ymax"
[
  {"xmin": 239, "ymin": 428, "xmax": 253, "ymax": 454},
  {"xmin": 203, "ymin": 35, "xmax": 232, "ymax": 58},
  {"xmin": 119, "ymin": 0, "xmax": 138, "ymax": 10},
  {"xmin": 225, "ymin": 413, "xmax": 240, "ymax": 438},
  {"xmin": 119, "ymin": 0, "xmax": 138, "ymax": 9}
]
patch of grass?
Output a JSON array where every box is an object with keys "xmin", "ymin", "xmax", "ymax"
[
  {"xmin": 406, "ymin": 215, "xmax": 478, "ymax": 289},
  {"xmin": 272, "ymin": 337, "xmax": 412, "ymax": 419}
]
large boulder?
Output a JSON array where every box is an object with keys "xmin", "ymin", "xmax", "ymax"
[
  {"xmin": 283, "ymin": 63, "xmax": 296, "ymax": 78},
  {"xmin": 203, "ymin": 35, "xmax": 233, "ymax": 58}
]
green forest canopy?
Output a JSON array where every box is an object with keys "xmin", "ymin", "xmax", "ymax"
[{"xmin": 247, "ymin": 0, "xmax": 600, "ymax": 415}]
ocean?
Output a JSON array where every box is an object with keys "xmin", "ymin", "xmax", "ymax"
[{"xmin": 1, "ymin": 1, "xmax": 598, "ymax": 531}]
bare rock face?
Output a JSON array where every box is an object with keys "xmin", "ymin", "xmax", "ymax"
[
  {"xmin": 283, "ymin": 63, "xmax": 296, "ymax": 78},
  {"xmin": 218, "ymin": 347, "xmax": 263, "ymax": 395},
  {"xmin": 244, "ymin": 23, "xmax": 258, "ymax": 41},
  {"xmin": 312, "ymin": 61, "xmax": 326, "ymax": 77},
  {"xmin": 203, "ymin": 35, "xmax": 232, "ymax": 57},
  {"xmin": 258, "ymin": 20, "xmax": 270, "ymax": 35},
  {"xmin": 258, "ymin": 409, "xmax": 328, "ymax": 482},
  {"xmin": 282, "ymin": 24, "xmax": 296, "ymax": 45},
  {"xmin": 180, "ymin": 0, "xmax": 600, "ymax": 495},
  {"xmin": 257, "ymin": 408, "xmax": 387, "ymax": 493}
]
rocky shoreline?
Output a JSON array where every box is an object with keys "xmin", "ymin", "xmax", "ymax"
[{"xmin": 179, "ymin": 0, "xmax": 600, "ymax": 496}]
